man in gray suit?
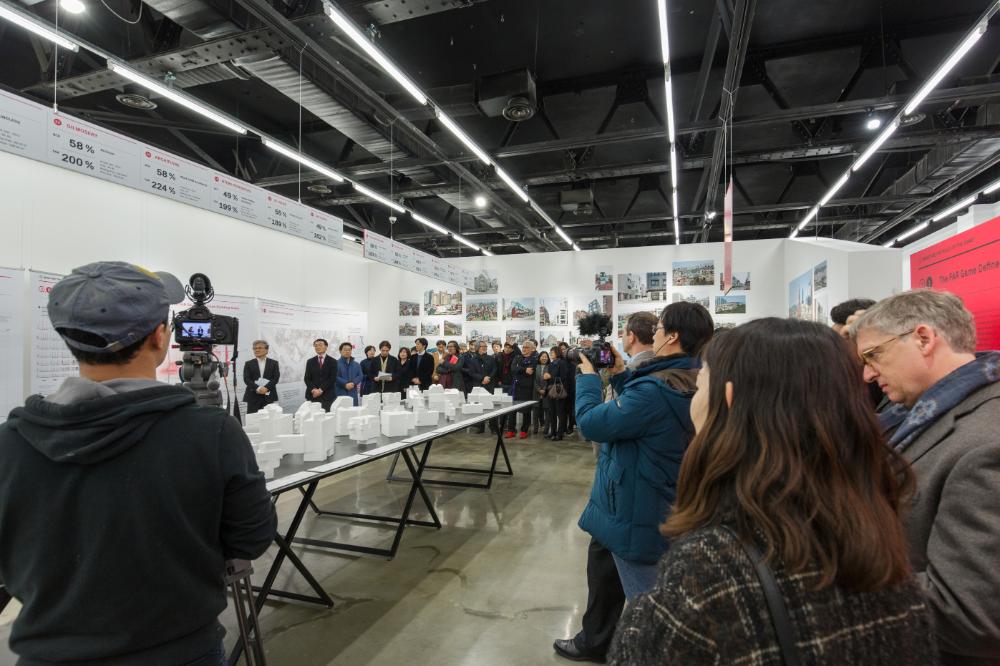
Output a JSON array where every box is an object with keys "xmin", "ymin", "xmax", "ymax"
[{"xmin": 851, "ymin": 290, "xmax": 1000, "ymax": 666}]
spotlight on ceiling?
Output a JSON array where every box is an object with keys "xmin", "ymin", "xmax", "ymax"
[
  {"xmin": 474, "ymin": 194, "xmax": 488, "ymax": 208},
  {"xmin": 865, "ymin": 116, "xmax": 882, "ymax": 131},
  {"xmin": 60, "ymin": 0, "xmax": 86, "ymax": 14},
  {"xmin": 115, "ymin": 92, "xmax": 157, "ymax": 110}
]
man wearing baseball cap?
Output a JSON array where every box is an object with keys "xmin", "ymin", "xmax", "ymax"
[{"xmin": 0, "ymin": 262, "xmax": 276, "ymax": 665}]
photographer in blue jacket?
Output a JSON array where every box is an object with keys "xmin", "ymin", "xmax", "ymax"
[{"xmin": 574, "ymin": 302, "xmax": 714, "ymax": 600}]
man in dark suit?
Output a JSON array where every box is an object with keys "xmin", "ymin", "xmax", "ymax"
[
  {"xmin": 243, "ymin": 339, "xmax": 280, "ymax": 413},
  {"xmin": 303, "ymin": 338, "xmax": 336, "ymax": 410},
  {"xmin": 411, "ymin": 337, "xmax": 436, "ymax": 390},
  {"xmin": 368, "ymin": 340, "xmax": 401, "ymax": 394}
]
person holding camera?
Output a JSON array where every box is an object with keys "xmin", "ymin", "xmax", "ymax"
[
  {"xmin": 0, "ymin": 262, "xmax": 276, "ymax": 665},
  {"xmin": 574, "ymin": 302, "xmax": 713, "ymax": 601}
]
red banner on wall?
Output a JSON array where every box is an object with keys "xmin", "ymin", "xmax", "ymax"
[{"xmin": 910, "ymin": 214, "xmax": 1000, "ymax": 351}]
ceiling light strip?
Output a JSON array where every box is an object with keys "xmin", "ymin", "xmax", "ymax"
[
  {"xmin": 795, "ymin": 4, "xmax": 999, "ymax": 238},
  {"xmin": 0, "ymin": 2, "xmax": 80, "ymax": 51},
  {"xmin": 262, "ymin": 138, "xmax": 344, "ymax": 182},
  {"xmin": 108, "ymin": 61, "xmax": 247, "ymax": 134},
  {"xmin": 931, "ymin": 194, "xmax": 978, "ymax": 222},
  {"xmin": 351, "ymin": 181, "xmax": 406, "ymax": 213},
  {"xmin": 322, "ymin": 1, "xmax": 427, "ymax": 106},
  {"xmin": 321, "ymin": 1, "xmax": 576, "ymax": 250},
  {"xmin": 658, "ymin": 0, "xmax": 681, "ymax": 244}
]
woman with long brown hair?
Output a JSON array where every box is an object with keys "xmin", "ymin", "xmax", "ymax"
[{"xmin": 608, "ymin": 318, "xmax": 935, "ymax": 665}]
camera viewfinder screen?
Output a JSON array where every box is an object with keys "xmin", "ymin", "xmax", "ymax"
[
  {"xmin": 181, "ymin": 322, "xmax": 212, "ymax": 339},
  {"xmin": 599, "ymin": 348, "xmax": 613, "ymax": 365}
]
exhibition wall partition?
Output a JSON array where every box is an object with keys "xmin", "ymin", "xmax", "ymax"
[{"xmin": 365, "ymin": 239, "xmax": 903, "ymax": 351}]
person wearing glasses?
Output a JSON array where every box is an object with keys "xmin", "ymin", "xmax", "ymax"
[
  {"xmin": 571, "ymin": 302, "xmax": 713, "ymax": 609},
  {"xmin": 608, "ymin": 318, "xmax": 933, "ymax": 665},
  {"xmin": 850, "ymin": 289, "xmax": 1000, "ymax": 664}
]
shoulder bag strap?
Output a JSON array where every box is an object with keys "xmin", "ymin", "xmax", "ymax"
[{"xmin": 720, "ymin": 526, "xmax": 801, "ymax": 666}]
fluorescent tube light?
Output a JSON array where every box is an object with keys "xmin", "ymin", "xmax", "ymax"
[
  {"xmin": 882, "ymin": 239, "xmax": 896, "ymax": 248},
  {"xmin": 436, "ymin": 109, "xmax": 490, "ymax": 164},
  {"xmin": 672, "ymin": 189, "xmax": 680, "ymax": 245},
  {"xmin": 60, "ymin": 0, "xmax": 86, "ymax": 14},
  {"xmin": 342, "ymin": 233, "xmax": 361, "ymax": 243},
  {"xmin": 904, "ymin": 27, "xmax": 985, "ymax": 116},
  {"xmin": 852, "ymin": 120, "xmax": 897, "ymax": 172},
  {"xmin": 411, "ymin": 213, "xmax": 449, "ymax": 235},
  {"xmin": 931, "ymin": 194, "xmax": 977, "ymax": 222},
  {"xmin": 107, "ymin": 61, "xmax": 247, "ymax": 134},
  {"xmin": 982, "ymin": 178, "xmax": 1000, "ymax": 195},
  {"xmin": 262, "ymin": 138, "xmax": 344, "ymax": 182},
  {"xmin": 819, "ymin": 172, "xmax": 849, "ymax": 207},
  {"xmin": 656, "ymin": 0, "xmax": 670, "ymax": 65},
  {"xmin": 496, "ymin": 167, "xmax": 529, "ymax": 202},
  {"xmin": 452, "ymin": 233, "xmax": 480, "ymax": 251},
  {"xmin": 555, "ymin": 226, "xmax": 572, "ymax": 245},
  {"xmin": 572, "ymin": 243, "xmax": 582, "ymax": 252},
  {"xmin": 323, "ymin": 2, "xmax": 427, "ymax": 106},
  {"xmin": 664, "ymin": 74, "xmax": 676, "ymax": 143},
  {"xmin": 789, "ymin": 229, "xmax": 799, "ymax": 239},
  {"xmin": 352, "ymin": 182, "xmax": 406, "ymax": 212},
  {"xmin": 896, "ymin": 221, "xmax": 930, "ymax": 242},
  {"xmin": 0, "ymin": 3, "xmax": 80, "ymax": 51},
  {"xmin": 670, "ymin": 145, "xmax": 678, "ymax": 190},
  {"xmin": 482, "ymin": 249, "xmax": 494, "ymax": 256}
]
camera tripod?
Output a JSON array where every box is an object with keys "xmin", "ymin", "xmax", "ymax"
[{"xmin": 226, "ymin": 559, "xmax": 267, "ymax": 666}]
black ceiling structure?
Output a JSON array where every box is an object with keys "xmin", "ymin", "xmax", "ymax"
[{"xmin": 1, "ymin": 0, "xmax": 1000, "ymax": 255}]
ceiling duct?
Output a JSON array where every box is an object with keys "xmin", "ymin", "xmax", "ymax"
[
  {"xmin": 476, "ymin": 69, "xmax": 537, "ymax": 121},
  {"xmin": 836, "ymin": 102, "xmax": 1000, "ymax": 241},
  {"xmin": 560, "ymin": 188, "xmax": 594, "ymax": 215}
]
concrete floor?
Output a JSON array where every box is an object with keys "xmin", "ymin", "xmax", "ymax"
[{"xmin": 0, "ymin": 430, "xmax": 598, "ymax": 665}]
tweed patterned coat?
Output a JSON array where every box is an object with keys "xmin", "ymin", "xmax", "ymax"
[{"xmin": 608, "ymin": 525, "xmax": 937, "ymax": 665}]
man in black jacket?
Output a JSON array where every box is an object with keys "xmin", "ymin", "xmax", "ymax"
[
  {"xmin": 411, "ymin": 337, "xmax": 436, "ymax": 390},
  {"xmin": 369, "ymin": 340, "xmax": 401, "ymax": 394},
  {"xmin": 465, "ymin": 340, "xmax": 499, "ymax": 434},
  {"xmin": 505, "ymin": 340, "xmax": 538, "ymax": 438},
  {"xmin": 303, "ymin": 338, "xmax": 336, "ymax": 410},
  {"xmin": 0, "ymin": 261, "xmax": 276, "ymax": 666},
  {"xmin": 242, "ymin": 339, "xmax": 280, "ymax": 413}
]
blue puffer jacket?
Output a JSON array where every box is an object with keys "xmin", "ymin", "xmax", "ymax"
[{"xmin": 576, "ymin": 354, "xmax": 699, "ymax": 564}]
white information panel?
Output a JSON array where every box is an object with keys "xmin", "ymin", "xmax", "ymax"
[
  {"xmin": 0, "ymin": 267, "xmax": 25, "ymax": 423},
  {"xmin": 211, "ymin": 173, "xmax": 264, "ymax": 225},
  {"xmin": 140, "ymin": 145, "xmax": 212, "ymax": 209},
  {"xmin": 363, "ymin": 230, "xmax": 393, "ymax": 265},
  {"xmin": 0, "ymin": 89, "xmax": 46, "ymax": 162},
  {"xmin": 257, "ymin": 298, "xmax": 367, "ymax": 413},
  {"xmin": 305, "ymin": 207, "xmax": 344, "ymax": 251},
  {"xmin": 29, "ymin": 271, "xmax": 79, "ymax": 396},
  {"xmin": 46, "ymin": 111, "xmax": 140, "ymax": 188},
  {"xmin": 391, "ymin": 239, "xmax": 417, "ymax": 272}
]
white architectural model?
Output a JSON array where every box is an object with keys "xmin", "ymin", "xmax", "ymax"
[
  {"xmin": 383, "ymin": 392, "xmax": 401, "ymax": 407},
  {"xmin": 493, "ymin": 387, "xmax": 514, "ymax": 404},
  {"xmin": 468, "ymin": 387, "xmax": 496, "ymax": 408},
  {"xmin": 335, "ymin": 405, "xmax": 364, "ymax": 436},
  {"xmin": 381, "ymin": 408, "xmax": 414, "ymax": 437},
  {"xmin": 414, "ymin": 409, "xmax": 439, "ymax": 426},
  {"xmin": 461, "ymin": 402, "xmax": 485, "ymax": 415},
  {"xmin": 348, "ymin": 414, "xmax": 380, "ymax": 442}
]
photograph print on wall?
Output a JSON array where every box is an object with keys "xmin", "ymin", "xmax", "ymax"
[
  {"xmin": 421, "ymin": 320, "xmax": 442, "ymax": 336},
  {"xmin": 672, "ymin": 291, "xmax": 711, "ymax": 308},
  {"xmin": 715, "ymin": 295, "xmax": 747, "ymax": 315},
  {"xmin": 538, "ymin": 296, "xmax": 570, "ymax": 326},
  {"xmin": 468, "ymin": 269, "xmax": 499, "ymax": 295},
  {"xmin": 443, "ymin": 319, "xmax": 463, "ymax": 336},
  {"xmin": 399, "ymin": 300, "xmax": 420, "ymax": 317},
  {"xmin": 466, "ymin": 297, "xmax": 498, "ymax": 321},
  {"xmin": 814, "ymin": 261, "xmax": 828, "ymax": 290},
  {"xmin": 503, "ymin": 297, "xmax": 537, "ymax": 320},
  {"xmin": 672, "ymin": 259, "xmax": 715, "ymax": 286},
  {"xmin": 424, "ymin": 289, "xmax": 463, "ymax": 316},
  {"xmin": 505, "ymin": 329, "xmax": 537, "ymax": 345},
  {"xmin": 718, "ymin": 272, "xmax": 751, "ymax": 291},
  {"xmin": 399, "ymin": 321, "xmax": 418, "ymax": 336},
  {"xmin": 595, "ymin": 266, "xmax": 614, "ymax": 291}
]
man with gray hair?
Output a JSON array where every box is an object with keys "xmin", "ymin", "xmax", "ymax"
[
  {"xmin": 851, "ymin": 289, "xmax": 1000, "ymax": 665},
  {"xmin": 243, "ymin": 339, "xmax": 280, "ymax": 413}
]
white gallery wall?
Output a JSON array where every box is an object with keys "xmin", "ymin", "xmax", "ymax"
[
  {"xmin": 0, "ymin": 150, "xmax": 369, "ymax": 311},
  {"xmin": 367, "ymin": 237, "xmax": 903, "ymax": 349}
]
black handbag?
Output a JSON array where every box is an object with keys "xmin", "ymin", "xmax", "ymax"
[
  {"xmin": 547, "ymin": 378, "xmax": 568, "ymax": 400},
  {"xmin": 721, "ymin": 526, "xmax": 801, "ymax": 666}
]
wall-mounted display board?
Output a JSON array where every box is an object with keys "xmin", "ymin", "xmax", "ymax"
[
  {"xmin": 0, "ymin": 89, "xmax": 343, "ymax": 251},
  {"xmin": 0, "ymin": 267, "xmax": 25, "ymax": 422},
  {"xmin": 910, "ymin": 214, "xmax": 1000, "ymax": 350},
  {"xmin": 28, "ymin": 270, "xmax": 79, "ymax": 396},
  {"xmin": 364, "ymin": 229, "xmax": 473, "ymax": 289}
]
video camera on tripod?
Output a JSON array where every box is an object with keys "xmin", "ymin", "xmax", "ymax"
[{"xmin": 172, "ymin": 273, "xmax": 239, "ymax": 409}]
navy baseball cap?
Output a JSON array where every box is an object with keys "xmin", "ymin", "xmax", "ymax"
[{"xmin": 48, "ymin": 261, "xmax": 186, "ymax": 353}]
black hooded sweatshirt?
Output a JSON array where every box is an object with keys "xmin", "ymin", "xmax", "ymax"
[{"xmin": 0, "ymin": 380, "xmax": 276, "ymax": 665}]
